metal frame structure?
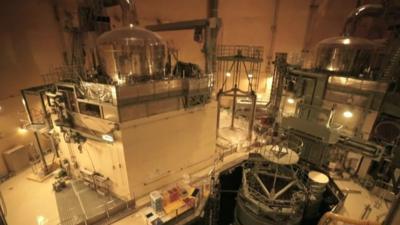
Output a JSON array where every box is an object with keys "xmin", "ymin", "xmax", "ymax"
[
  {"xmin": 146, "ymin": 0, "xmax": 221, "ymax": 76},
  {"xmin": 236, "ymin": 139, "xmax": 307, "ymax": 225},
  {"xmin": 215, "ymin": 45, "xmax": 264, "ymax": 91},
  {"xmin": 21, "ymin": 85, "xmax": 56, "ymax": 174},
  {"xmin": 216, "ymin": 47, "xmax": 262, "ymax": 140}
]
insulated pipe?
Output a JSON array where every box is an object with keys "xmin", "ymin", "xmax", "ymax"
[
  {"xmin": 302, "ymin": 0, "xmax": 319, "ymax": 53},
  {"xmin": 384, "ymin": 193, "xmax": 400, "ymax": 225},
  {"xmin": 266, "ymin": 0, "xmax": 280, "ymax": 73},
  {"xmin": 342, "ymin": 4, "xmax": 384, "ymax": 36},
  {"xmin": 318, "ymin": 212, "xmax": 381, "ymax": 225},
  {"xmin": 205, "ymin": 0, "xmax": 219, "ymax": 75},
  {"xmin": 120, "ymin": 0, "xmax": 139, "ymax": 26}
]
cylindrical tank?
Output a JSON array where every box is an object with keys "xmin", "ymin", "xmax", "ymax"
[
  {"xmin": 308, "ymin": 171, "xmax": 329, "ymax": 198},
  {"xmin": 304, "ymin": 171, "xmax": 329, "ymax": 219},
  {"xmin": 97, "ymin": 25, "xmax": 166, "ymax": 83},
  {"xmin": 314, "ymin": 36, "xmax": 380, "ymax": 77}
]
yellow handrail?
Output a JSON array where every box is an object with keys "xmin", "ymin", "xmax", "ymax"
[{"xmin": 318, "ymin": 212, "xmax": 381, "ymax": 225}]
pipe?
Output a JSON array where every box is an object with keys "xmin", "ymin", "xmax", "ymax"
[
  {"xmin": 342, "ymin": 4, "xmax": 384, "ymax": 36},
  {"xmin": 302, "ymin": 0, "xmax": 319, "ymax": 54},
  {"xmin": 318, "ymin": 212, "xmax": 381, "ymax": 225},
  {"xmin": 266, "ymin": 0, "xmax": 280, "ymax": 73},
  {"xmin": 384, "ymin": 193, "xmax": 400, "ymax": 225},
  {"xmin": 205, "ymin": 0, "xmax": 219, "ymax": 75},
  {"xmin": 120, "ymin": 0, "xmax": 139, "ymax": 26}
]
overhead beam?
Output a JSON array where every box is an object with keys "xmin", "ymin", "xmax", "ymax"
[{"xmin": 146, "ymin": 19, "xmax": 208, "ymax": 32}]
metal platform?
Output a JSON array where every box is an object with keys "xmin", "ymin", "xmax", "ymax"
[{"xmin": 55, "ymin": 180, "xmax": 126, "ymax": 225}]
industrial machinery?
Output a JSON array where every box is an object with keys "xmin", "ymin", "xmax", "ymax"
[
  {"xmin": 278, "ymin": 2, "xmax": 400, "ymax": 193},
  {"xmin": 216, "ymin": 45, "xmax": 262, "ymax": 141},
  {"xmin": 232, "ymin": 132, "xmax": 344, "ymax": 225},
  {"xmin": 20, "ymin": 22, "xmax": 218, "ymax": 224},
  {"xmin": 17, "ymin": 1, "xmax": 400, "ymax": 225},
  {"xmin": 207, "ymin": 2, "xmax": 400, "ymax": 225}
]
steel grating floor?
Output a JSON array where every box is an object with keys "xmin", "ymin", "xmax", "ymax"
[
  {"xmin": 55, "ymin": 184, "xmax": 85, "ymax": 225},
  {"xmin": 55, "ymin": 180, "xmax": 125, "ymax": 225}
]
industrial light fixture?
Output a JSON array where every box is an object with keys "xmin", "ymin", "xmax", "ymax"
[
  {"xmin": 248, "ymin": 73, "xmax": 253, "ymax": 79},
  {"xmin": 18, "ymin": 126, "xmax": 28, "ymax": 134},
  {"xmin": 102, "ymin": 134, "xmax": 114, "ymax": 143},
  {"xmin": 116, "ymin": 76, "xmax": 126, "ymax": 85},
  {"xmin": 287, "ymin": 98, "xmax": 295, "ymax": 104},
  {"xmin": 343, "ymin": 110, "xmax": 353, "ymax": 118},
  {"xmin": 342, "ymin": 38, "xmax": 351, "ymax": 45},
  {"xmin": 225, "ymin": 72, "xmax": 231, "ymax": 77}
]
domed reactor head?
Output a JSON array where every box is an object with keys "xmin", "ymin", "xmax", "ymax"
[
  {"xmin": 97, "ymin": 25, "xmax": 166, "ymax": 84},
  {"xmin": 313, "ymin": 36, "xmax": 381, "ymax": 78}
]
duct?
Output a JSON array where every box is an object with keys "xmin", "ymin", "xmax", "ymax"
[
  {"xmin": 342, "ymin": 4, "xmax": 384, "ymax": 37},
  {"xmin": 337, "ymin": 136, "xmax": 382, "ymax": 158}
]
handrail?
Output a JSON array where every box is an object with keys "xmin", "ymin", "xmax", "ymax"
[{"xmin": 318, "ymin": 212, "xmax": 381, "ymax": 225}]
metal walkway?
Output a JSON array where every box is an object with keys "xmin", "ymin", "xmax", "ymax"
[{"xmin": 55, "ymin": 180, "xmax": 125, "ymax": 225}]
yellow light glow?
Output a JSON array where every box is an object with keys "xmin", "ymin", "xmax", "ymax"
[
  {"xmin": 36, "ymin": 215, "xmax": 47, "ymax": 225},
  {"xmin": 116, "ymin": 76, "xmax": 126, "ymax": 85},
  {"xmin": 287, "ymin": 98, "xmax": 295, "ymax": 104},
  {"xmin": 18, "ymin": 127, "xmax": 27, "ymax": 134},
  {"xmin": 226, "ymin": 72, "xmax": 231, "ymax": 77},
  {"xmin": 265, "ymin": 76, "xmax": 273, "ymax": 94},
  {"xmin": 339, "ymin": 77, "xmax": 348, "ymax": 85},
  {"xmin": 102, "ymin": 134, "xmax": 114, "ymax": 143},
  {"xmin": 342, "ymin": 38, "xmax": 351, "ymax": 45},
  {"xmin": 343, "ymin": 110, "xmax": 353, "ymax": 118},
  {"xmin": 248, "ymin": 73, "xmax": 253, "ymax": 79},
  {"xmin": 327, "ymin": 66, "xmax": 335, "ymax": 71}
]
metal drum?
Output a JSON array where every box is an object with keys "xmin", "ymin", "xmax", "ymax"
[
  {"xmin": 308, "ymin": 170, "xmax": 329, "ymax": 198},
  {"xmin": 304, "ymin": 171, "xmax": 329, "ymax": 219}
]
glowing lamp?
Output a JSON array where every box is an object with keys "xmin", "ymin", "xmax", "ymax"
[
  {"xmin": 18, "ymin": 127, "xmax": 27, "ymax": 134},
  {"xmin": 102, "ymin": 134, "xmax": 114, "ymax": 142},
  {"xmin": 342, "ymin": 38, "xmax": 351, "ymax": 45},
  {"xmin": 343, "ymin": 110, "xmax": 353, "ymax": 118}
]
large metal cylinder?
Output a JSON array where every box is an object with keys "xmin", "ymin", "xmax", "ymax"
[
  {"xmin": 313, "ymin": 36, "xmax": 380, "ymax": 78},
  {"xmin": 97, "ymin": 25, "xmax": 166, "ymax": 83}
]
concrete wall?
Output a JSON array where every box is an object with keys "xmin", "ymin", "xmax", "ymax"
[
  {"xmin": 56, "ymin": 115, "xmax": 131, "ymax": 199},
  {"xmin": 0, "ymin": 0, "xmax": 64, "ymax": 175},
  {"xmin": 0, "ymin": 0, "xmax": 378, "ymax": 176},
  {"xmin": 121, "ymin": 102, "xmax": 218, "ymax": 199},
  {"xmin": 135, "ymin": 0, "xmax": 360, "ymax": 93},
  {"xmin": 0, "ymin": 97, "xmax": 34, "ymax": 176},
  {"xmin": 0, "ymin": 0, "xmax": 64, "ymax": 98}
]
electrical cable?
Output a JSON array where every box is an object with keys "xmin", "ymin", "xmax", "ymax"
[{"xmin": 83, "ymin": 144, "xmax": 96, "ymax": 172}]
